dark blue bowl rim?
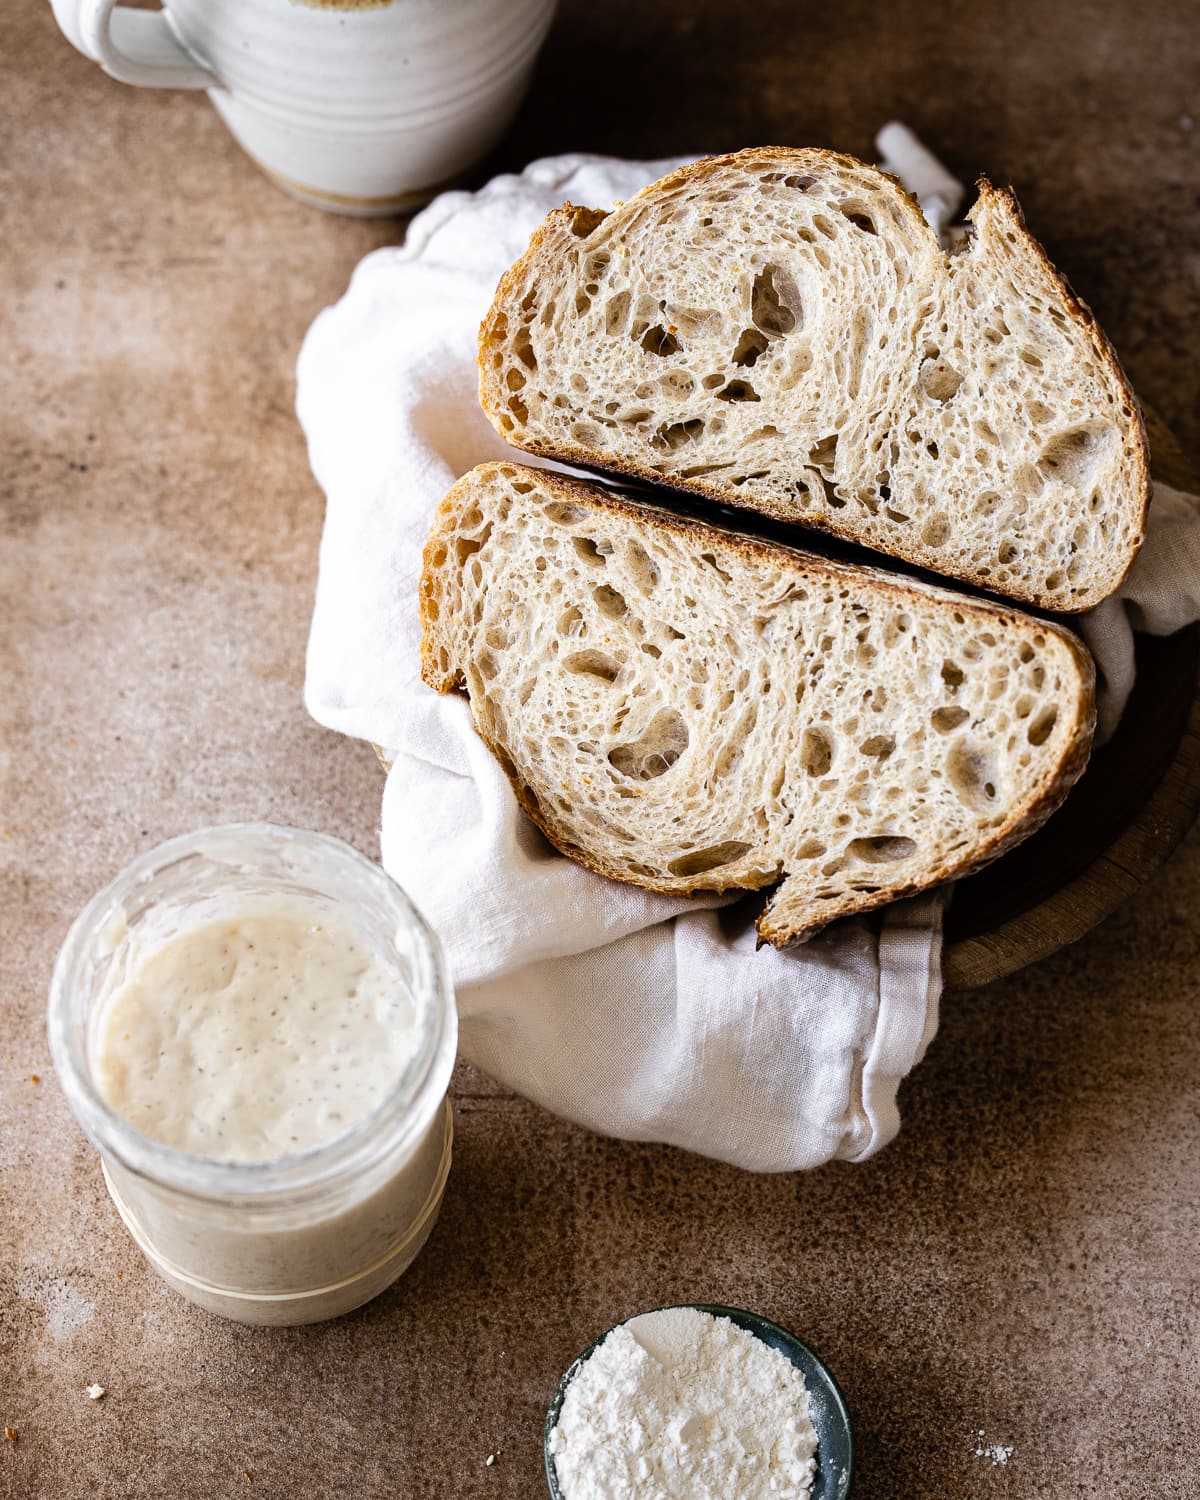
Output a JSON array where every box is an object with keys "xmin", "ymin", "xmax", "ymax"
[{"xmin": 543, "ymin": 1302, "xmax": 854, "ymax": 1498}]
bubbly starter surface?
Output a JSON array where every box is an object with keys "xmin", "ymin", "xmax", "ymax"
[{"xmin": 93, "ymin": 909, "xmax": 420, "ymax": 1161}]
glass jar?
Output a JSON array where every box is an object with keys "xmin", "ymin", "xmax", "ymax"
[{"xmin": 48, "ymin": 824, "xmax": 456, "ymax": 1326}]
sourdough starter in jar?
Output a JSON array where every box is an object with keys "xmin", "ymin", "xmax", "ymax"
[
  {"xmin": 49, "ymin": 825, "xmax": 456, "ymax": 1326},
  {"xmin": 93, "ymin": 909, "xmax": 419, "ymax": 1160}
]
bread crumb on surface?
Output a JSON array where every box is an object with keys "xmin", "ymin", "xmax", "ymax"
[
  {"xmin": 485, "ymin": 1453, "xmax": 496, "ymax": 1467},
  {"xmin": 4, "ymin": 1427, "xmax": 16, "ymax": 1443},
  {"xmin": 86, "ymin": 1384, "xmax": 105, "ymax": 1401},
  {"xmin": 29, "ymin": 1075, "xmax": 40, "ymax": 1084}
]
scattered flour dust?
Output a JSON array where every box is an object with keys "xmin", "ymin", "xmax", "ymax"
[
  {"xmin": 973, "ymin": 1430, "xmax": 1014, "ymax": 1466},
  {"xmin": 548, "ymin": 1307, "xmax": 818, "ymax": 1500}
]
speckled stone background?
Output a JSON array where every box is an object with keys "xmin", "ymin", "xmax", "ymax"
[{"xmin": 3, "ymin": 2, "xmax": 1199, "ymax": 1497}]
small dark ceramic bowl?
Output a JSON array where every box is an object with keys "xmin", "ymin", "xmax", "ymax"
[{"xmin": 544, "ymin": 1303, "xmax": 853, "ymax": 1498}]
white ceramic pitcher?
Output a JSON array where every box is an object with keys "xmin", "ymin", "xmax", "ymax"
[{"xmin": 49, "ymin": 0, "xmax": 558, "ymax": 215}]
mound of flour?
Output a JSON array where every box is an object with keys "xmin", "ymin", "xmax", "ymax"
[{"xmin": 547, "ymin": 1306, "xmax": 818, "ymax": 1499}]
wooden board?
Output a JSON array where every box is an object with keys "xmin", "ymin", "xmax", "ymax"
[
  {"xmin": 943, "ymin": 408, "xmax": 1200, "ymax": 987},
  {"xmin": 377, "ymin": 409, "xmax": 1199, "ymax": 991}
]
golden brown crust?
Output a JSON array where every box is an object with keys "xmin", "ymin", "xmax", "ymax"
[
  {"xmin": 421, "ymin": 462, "xmax": 1097, "ymax": 949},
  {"xmin": 477, "ymin": 149, "xmax": 1150, "ymax": 616}
]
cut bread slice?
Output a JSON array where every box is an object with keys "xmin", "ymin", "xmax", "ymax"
[
  {"xmin": 478, "ymin": 148, "xmax": 1150, "ymax": 614},
  {"xmin": 420, "ymin": 462, "xmax": 1095, "ymax": 947}
]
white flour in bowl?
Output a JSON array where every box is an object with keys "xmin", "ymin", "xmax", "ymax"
[{"xmin": 547, "ymin": 1306, "xmax": 818, "ymax": 1500}]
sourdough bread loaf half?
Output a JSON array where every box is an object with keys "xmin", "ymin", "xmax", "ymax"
[
  {"xmin": 479, "ymin": 148, "xmax": 1150, "ymax": 614},
  {"xmin": 420, "ymin": 462, "xmax": 1096, "ymax": 946}
]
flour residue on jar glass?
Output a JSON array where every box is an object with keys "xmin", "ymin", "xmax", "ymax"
[{"xmin": 92, "ymin": 908, "xmax": 420, "ymax": 1162}]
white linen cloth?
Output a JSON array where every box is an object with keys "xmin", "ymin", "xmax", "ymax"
[{"xmin": 298, "ymin": 144, "xmax": 1200, "ymax": 1172}]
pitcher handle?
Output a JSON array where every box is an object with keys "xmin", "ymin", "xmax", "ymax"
[{"xmin": 78, "ymin": 1, "xmax": 217, "ymax": 90}]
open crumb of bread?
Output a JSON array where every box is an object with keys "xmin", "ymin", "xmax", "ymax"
[
  {"xmin": 479, "ymin": 148, "xmax": 1149, "ymax": 613},
  {"xmin": 421, "ymin": 462, "xmax": 1096, "ymax": 947}
]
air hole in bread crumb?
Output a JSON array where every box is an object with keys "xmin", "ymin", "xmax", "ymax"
[
  {"xmin": 609, "ymin": 708, "xmax": 689, "ymax": 780},
  {"xmin": 922, "ymin": 514, "xmax": 950, "ymax": 548},
  {"xmin": 593, "ymin": 584, "xmax": 627, "ymax": 618},
  {"xmin": 668, "ymin": 841, "xmax": 752, "ymax": 878},
  {"xmin": 932, "ymin": 705, "xmax": 969, "ymax": 732},
  {"xmin": 573, "ymin": 536, "xmax": 610, "ymax": 566},
  {"xmin": 793, "ymin": 838, "xmax": 826, "ymax": 859},
  {"xmin": 948, "ymin": 741, "xmax": 1000, "ymax": 808},
  {"xmin": 1038, "ymin": 424, "xmax": 1112, "ymax": 489},
  {"xmin": 810, "ymin": 434, "xmax": 838, "ymax": 470},
  {"xmin": 660, "ymin": 370, "xmax": 695, "ymax": 397},
  {"xmin": 1028, "ymin": 706, "xmax": 1058, "ymax": 746},
  {"xmin": 801, "ymin": 727, "xmax": 834, "ymax": 777},
  {"xmin": 641, "ymin": 324, "xmax": 681, "ymax": 357},
  {"xmin": 557, "ymin": 605, "xmax": 583, "ymax": 636},
  {"xmin": 513, "ymin": 332, "xmax": 536, "ymax": 372},
  {"xmin": 604, "ymin": 291, "xmax": 631, "ymax": 335},
  {"xmin": 456, "ymin": 537, "xmax": 481, "ymax": 565},
  {"xmin": 717, "ymin": 380, "xmax": 759, "ymax": 403},
  {"xmin": 751, "ymin": 264, "xmax": 802, "ymax": 337},
  {"xmin": 848, "ymin": 835, "xmax": 916, "ymax": 863},
  {"xmin": 700, "ymin": 552, "xmax": 733, "ymax": 585},
  {"xmin": 733, "ymin": 328, "xmax": 769, "ymax": 367},
  {"xmin": 651, "ymin": 418, "xmax": 705, "ymax": 452},
  {"xmin": 564, "ymin": 649, "xmax": 620, "ymax": 682},
  {"xmin": 544, "ymin": 502, "xmax": 588, "ymax": 524},
  {"xmin": 919, "ymin": 357, "xmax": 963, "ymax": 403},
  {"xmin": 839, "ymin": 202, "xmax": 878, "ymax": 234},
  {"xmin": 941, "ymin": 659, "xmax": 964, "ymax": 689},
  {"xmin": 859, "ymin": 735, "xmax": 895, "ymax": 760}
]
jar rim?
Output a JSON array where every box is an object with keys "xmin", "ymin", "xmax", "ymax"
[{"xmin": 48, "ymin": 822, "xmax": 457, "ymax": 1205}]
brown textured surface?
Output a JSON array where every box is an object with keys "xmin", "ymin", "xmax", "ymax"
[{"xmin": 3, "ymin": 2, "xmax": 1199, "ymax": 1498}]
